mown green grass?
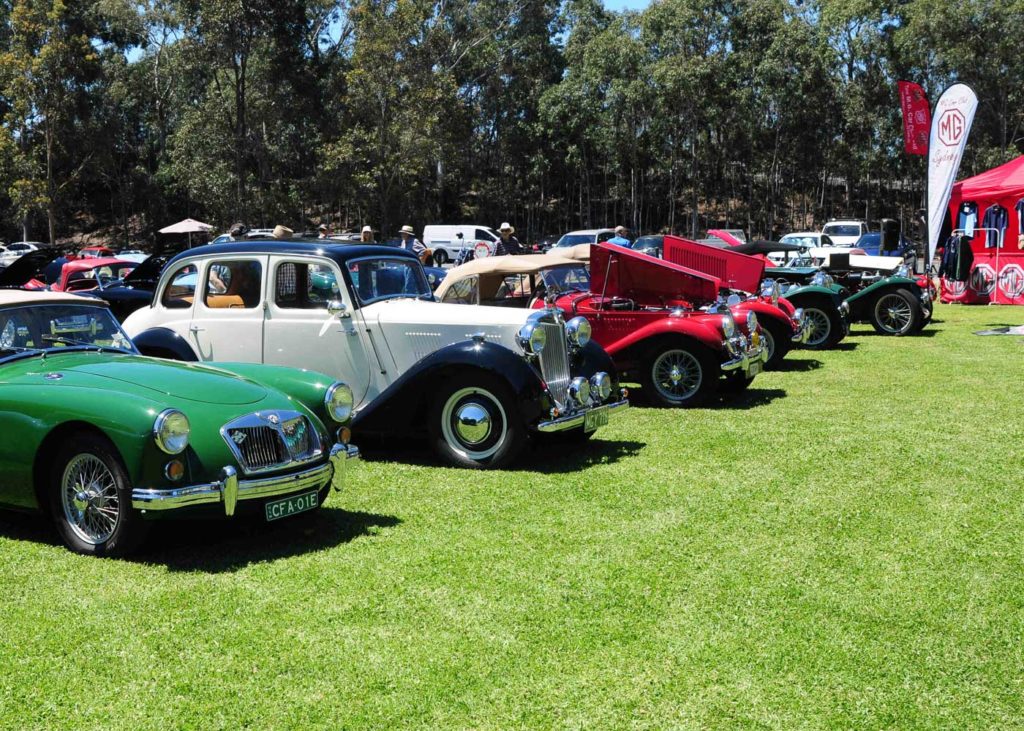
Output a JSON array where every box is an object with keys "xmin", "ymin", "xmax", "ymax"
[{"xmin": 2, "ymin": 303, "xmax": 1023, "ymax": 729}]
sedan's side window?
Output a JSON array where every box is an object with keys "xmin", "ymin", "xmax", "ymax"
[
  {"xmin": 474, "ymin": 229, "xmax": 496, "ymax": 242},
  {"xmin": 441, "ymin": 276, "xmax": 478, "ymax": 305},
  {"xmin": 160, "ymin": 264, "xmax": 198, "ymax": 309},
  {"xmin": 204, "ymin": 260, "xmax": 262, "ymax": 309},
  {"xmin": 597, "ymin": 231, "xmax": 615, "ymax": 243},
  {"xmin": 275, "ymin": 261, "xmax": 340, "ymax": 309}
]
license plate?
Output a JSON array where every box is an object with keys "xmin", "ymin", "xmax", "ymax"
[
  {"xmin": 584, "ymin": 406, "xmax": 609, "ymax": 432},
  {"xmin": 265, "ymin": 491, "xmax": 319, "ymax": 522},
  {"xmin": 748, "ymin": 361, "xmax": 762, "ymax": 377}
]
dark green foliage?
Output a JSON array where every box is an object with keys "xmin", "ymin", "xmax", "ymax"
[{"xmin": 0, "ymin": 0, "xmax": 1022, "ymax": 244}]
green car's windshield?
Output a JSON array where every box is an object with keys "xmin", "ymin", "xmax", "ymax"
[
  {"xmin": 0, "ymin": 304, "xmax": 137, "ymax": 363},
  {"xmin": 347, "ymin": 257, "xmax": 432, "ymax": 305}
]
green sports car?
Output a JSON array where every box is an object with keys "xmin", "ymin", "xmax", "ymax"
[{"xmin": 0, "ymin": 291, "xmax": 360, "ymax": 556}]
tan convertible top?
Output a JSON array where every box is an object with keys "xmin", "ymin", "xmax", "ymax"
[
  {"xmin": 0, "ymin": 290, "xmax": 108, "ymax": 308},
  {"xmin": 435, "ymin": 253, "xmax": 583, "ymax": 302}
]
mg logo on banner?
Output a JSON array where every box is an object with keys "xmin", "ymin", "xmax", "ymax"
[
  {"xmin": 927, "ymin": 84, "xmax": 979, "ymax": 264},
  {"xmin": 937, "ymin": 109, "xmax": 965, "ymax": 146}
]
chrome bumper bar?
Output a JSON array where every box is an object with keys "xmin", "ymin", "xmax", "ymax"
[
  {"xmin": 791, "ymin": 316, "xmax": 811, "ymax": 343},
  {"xmin": 132, "ymin": 443, "xmax": 360, "ymax": 515},
  {"xmin": 536, "ymin": 399, "xmax": 629, "ymax": 433},
  {"xmin": 721, "ymin": 342, "xmax": 769, "ymax": 375}
]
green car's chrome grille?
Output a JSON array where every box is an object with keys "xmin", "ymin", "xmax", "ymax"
[{"xmin": 220, "ymin": 411, "xmax": 323, "ymax": 476}]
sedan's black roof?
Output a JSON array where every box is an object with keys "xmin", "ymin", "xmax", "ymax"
[{"xmin": 166, "ymin": 240, "xmax": 419, "ymax": 268}]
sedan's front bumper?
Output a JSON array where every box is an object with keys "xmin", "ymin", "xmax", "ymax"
[
  {"xmin": 132, "ymin": 443, "xmax": 360, "ymax": 516},
  {"xmin": 536, "ymin": 399, "xmax": 629, "ymax": 433}
]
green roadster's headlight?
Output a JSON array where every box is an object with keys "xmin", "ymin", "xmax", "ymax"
[
  {"xmin": 153, "ymin": 409, "xmax": 190, "ymax": 455},
  {"xmin": 324, "ymin": 382, "xmax": 354, "ymax": 423},
  {"xmin": 565, "ymin": 316, "xmax": 592, "ymax": 348},
  {"xmin": 722, "ymin": 314, "xmax": 736, "ymax": 338}
]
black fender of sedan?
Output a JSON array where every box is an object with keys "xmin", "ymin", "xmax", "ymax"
[
  {"xmin": 353, "ymin": 340, "xmax": 549, "ymax": 437},
  {"xmin": 132, "ymin": 327, "xmax": 199, "ymax": 361}
]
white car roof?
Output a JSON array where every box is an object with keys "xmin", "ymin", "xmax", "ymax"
[
  {"xmin": 782, "ymin": 232, "xmax": 821, "ymax": 238},
  {"xmin": 823, "ymin": 220, "xmax": 864, "ymax": 226},
  {"xmin": 0, "ymin": 290, "xmax": 107, "ymax": 308},
  {"xmin": 564, "ymin": 229, "xmax": 613, "ymax": 236}
]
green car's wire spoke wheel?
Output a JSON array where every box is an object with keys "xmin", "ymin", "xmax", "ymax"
[
  {"xmin": 802, "ymin": 307, "xmax": 832, "ymax": 347},
  {"xmin": 61, "ymin": 454, "xmax": 120, "ymax": 545},
  {"xmin": 872, "ymin": 290, "xmax": 918, "ymax": 335},
  {"xmin": 651, "ymin": 349, "xmax": 702, "ymax": 403}
]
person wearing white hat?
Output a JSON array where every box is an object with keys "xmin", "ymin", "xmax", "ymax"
[
  {"xmin": 398, "ymin": 225, "xmax": 426, "ymax": 256},
  {"xmin": 495, "ymin": 222, "xmax": 523, "ymax": 256},
  {"xmin": 272, "ymin": 225, "xmax": 294, "ymax": 239},
  {"xmin": 360, "ymin": 225, "xmax": 376, "ymax": 244}
]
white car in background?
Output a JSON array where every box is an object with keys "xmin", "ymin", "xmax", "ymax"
[
  {"xmin": 0, "ymin": 241, "xmax": 42, "ymax": 267},
  {"xmin": 774, "ymin": 232, "xmax": 838, "ymax": 264},
  {"xmin": 820, "ymin": 220, "xmax": 870, "ymax": 248},
  {"xmin": 422, "ymin": 225, "xmax": 501, "ymax": 266},
  {"xmin": 550, "ymin": 229, "xmax": 616, "ymax": 250}
]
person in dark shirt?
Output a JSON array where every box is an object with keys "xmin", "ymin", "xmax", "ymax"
[{"xmin": 494, "ymin": 222, "xmax": 523, "ymax": 256}]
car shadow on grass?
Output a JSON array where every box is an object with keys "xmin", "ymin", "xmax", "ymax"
[
  {"xmin": 357, "ymin": 437, "xmax": 646, "ymax": 473},
  {"xmin": 713, "ymin": 387, "xmax": 786, "ymax": 409},
  {"xmin": 773, "ymin": 357, "xmax": 823, "ymax": 372},
  {"xmin": 136, "ymin": 508, "xmax": 401, "ymax": 572},
  {"xmin": 827, "ymin": 342, "xmax": 859, "ymax": 352},
  {"xmin": 857, "ymin": 328, "xmax": 939, "ymax": 338}
]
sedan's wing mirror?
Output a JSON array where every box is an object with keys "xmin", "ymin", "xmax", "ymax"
[{"xmin": 327, "ymin": 300, "xmax": 350, "ymax": 318}]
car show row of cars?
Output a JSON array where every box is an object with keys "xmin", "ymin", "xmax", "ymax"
[{"xmin": 0, "ymin": 230, "xmax": 933, "ymax": 556}]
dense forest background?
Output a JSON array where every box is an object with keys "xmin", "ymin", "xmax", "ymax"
[{"xmin": 0, "ymin": 0, "xmax": 1021, "ymax": 247}]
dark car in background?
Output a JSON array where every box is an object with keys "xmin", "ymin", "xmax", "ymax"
[
  {"xmin": 853, "ymin": 232, "xmax": 916, "ymax": 258},
  {"xmin": 630, "ymin": 235, "xmax": 664, "ymax": 258}
]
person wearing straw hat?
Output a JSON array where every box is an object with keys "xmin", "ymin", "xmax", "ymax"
[
  {"xmin": 318, "ymin": 223, "xmax": 333, "ymax": 239},
  {"xmin": 272, "ymin": 225, "xmax": 294, "ymax": 239},
  {"xmin": 360, "ymin": 225, "xmax": 376, "ymax": 244},
  {"xmin": 494, "ymin": 222, "xmax": 523, "ymax": 256},
  {"xmin": 398, "ymin": 225, "xmax": 426, "ymax": 256}
]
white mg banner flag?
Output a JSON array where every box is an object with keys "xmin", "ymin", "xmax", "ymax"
[{"xmin": 927, "ymin": 83, "xmax": 978, "ymax": 263}]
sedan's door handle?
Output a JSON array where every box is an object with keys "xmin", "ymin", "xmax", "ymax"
[{"xmin": 189, "ymin": 325, "xmax": 204, "ymax": 333}]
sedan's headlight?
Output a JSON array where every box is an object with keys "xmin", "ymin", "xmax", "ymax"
[
  {"xmin": 154, "ymin": 409, "xmax": 190, "ymax": 455},
  {"xmin": 722, "ymin": 314, "xmax": 736, "ymax": 338},
  {"xmin": 324, "ymin": 382, "xmax": 354, "ymax": 423},
  {"xmin": 517, "ymin": 322, "xmax": 546, "ymax": 355},
  {"xmin": 745, "ymin": 311, "xmax": 758, "ymax": 333},
  {"xmin": 567, "ymin": 377, "xmax": 590, "ymax": 405},
  {"xmin": 590, "ymin": 372, "xmax": 612, "ymax": 401},
  {"xmin": 565, "ymin": 316, "xmax": 592, "ymax": 347}
]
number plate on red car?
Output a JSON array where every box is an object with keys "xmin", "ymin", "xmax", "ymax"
[
  {"xmin": 265, "ymin": 491, "xmax": 319, "ymax": 522},
  {"xmin": 584, "ymin": 406, "xmax": 609, "ymax": 432}
]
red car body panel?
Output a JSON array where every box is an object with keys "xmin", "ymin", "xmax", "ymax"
[{"xmin": 52, "ymin": 257, "xmax": 133, "ymax": 292}]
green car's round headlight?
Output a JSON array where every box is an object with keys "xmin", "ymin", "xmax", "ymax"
[
  {"xmin": 565, "ymin": 316, "xmax": 592, "ymax": 347},
  {"xmin": 746, "ymin": 311, "xmax": 758, "ymax": 333},
  {"xmin": 517, "ymin": 322, "xmax": 547, "ymax": 355},
  {"xmin": 722, "ymin": 314, "xmax": 736, "ymax": 338},
  {"xmin": 154, "ymin": 409, "xmax": 190, "ymax": 455},
  {"xmin": 324, "ymin": 382, "xmax": 354, "ymax": 423}
]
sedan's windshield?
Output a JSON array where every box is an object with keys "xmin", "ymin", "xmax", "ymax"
[
  {"xmin": 0, "ymin": 304, "xmax": 136, "ymax": 363},
  {"xmin": 347, "ymin": 257, "xmax": 432, "ymax": 305},
  {"xmin": 553, "ymin": 234, "xmax": 594, "ymax": 248},
  {"xmin": 823, "ymin": 224, "xmax": 861, "ymax": 237}
]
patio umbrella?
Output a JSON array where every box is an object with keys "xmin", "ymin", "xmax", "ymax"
[{"xmin": 158, "ymin": 218, "xmax": 213, "ymax": 248}]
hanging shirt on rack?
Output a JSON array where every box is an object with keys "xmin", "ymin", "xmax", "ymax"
[
  {"xmin": 940, "ymin": 235, "xmax": 974, "ymax": 282},
  {"xmin": 1016, "ymin": 199, "xmax": 1024, "ymax": 235},
  {"xmin": 981, "ymin": 205, "xmax": 1007, "ymax": 248},
  {"xmin": 959, "ymin": 202, "xmax": 978, "ymax": 236}
]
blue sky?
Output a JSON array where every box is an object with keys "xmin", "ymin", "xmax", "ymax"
[{"xmin": 604, "ymin": 0, "xmax": 652, "ymax": 10}]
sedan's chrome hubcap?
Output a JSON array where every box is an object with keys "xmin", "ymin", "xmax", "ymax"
[{"xmin": 455, "ymin": 403, "xmax": 491, "ymax": 445}]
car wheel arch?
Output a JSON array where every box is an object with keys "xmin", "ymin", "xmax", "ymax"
[{"xmin": 32, "ymin": 421, "xmax": 126, "ymax": 512}]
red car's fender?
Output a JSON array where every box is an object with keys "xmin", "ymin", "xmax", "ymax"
[
  {"xmin": 731, "ymin": 299, "xmax": 796, "ymax": 335},
  {"xmin": 595, "ymin": 313, "xmax": 725, "ymax": 358}
]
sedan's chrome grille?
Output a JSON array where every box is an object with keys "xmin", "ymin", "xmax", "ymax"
[
  {"xmin": 221, "ymin": 411, "xmax": 323, "ymax": 475},
  {"xmin": 538, "ymin": 322, "xmax": 571, "ymax": 408}
]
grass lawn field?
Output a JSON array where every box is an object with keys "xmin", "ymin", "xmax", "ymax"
[{"xmin": 2, "ymin": 303, "xmax": 1023, "ymax": 729}]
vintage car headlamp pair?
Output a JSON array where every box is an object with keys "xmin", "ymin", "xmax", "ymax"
[
  {"xmin": 324, "ymin": 381, "xmax": 354, "ymax": 423},
  {"xmin": 517, "ymin": 322, "xmax": 547, "ymax": 356},
  {"xmin": 810, "ymin": 271, "xmax": 834, "ymax": 288},
  {"xmin": 153, "ymin": 409, "xmax": 190, "ymax": 455},
  {"xmin": 745, "ymin": 311, "xmax": 758, "ymax": 333},
  {"xmin": 721, "ymin": 314, "xmax": 737, "ymax": 338},
  {"xmin": 565, "ymin": 316, "xmax": 592, "ymax": 348}
]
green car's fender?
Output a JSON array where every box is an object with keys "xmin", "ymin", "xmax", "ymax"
[
  {"xmin": 207, "ymin": 362, "xmax": 344, "ymax": 430},
  {"xmin": 844, "ymin": 276, "xmax": 920, "ymax": 320}
]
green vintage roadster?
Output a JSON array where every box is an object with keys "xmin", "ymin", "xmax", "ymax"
[{"xmin": 0, "ymin": 291, "xmax": 359, "ymax": 556}]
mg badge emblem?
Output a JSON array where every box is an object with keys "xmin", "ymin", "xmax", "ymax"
[
  {"xmin": 230, "ymin": 430, "xmax": 247, "ymax": 445},
  {"xmin": 937, "ymin": 109, "xmax": 965, "ymax": 146},
  {"xmin": 267, "ymin": 413, "xmax": 280, "ymax": 425},
  {"xmin": 999, "ymin": 264, "xmax": 1024, "ymax": 298},
  {"xmin": 970, "ymin": 264, "xmax": 996, "ymax": 295}
]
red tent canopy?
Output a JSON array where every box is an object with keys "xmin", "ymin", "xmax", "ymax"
[{"xmin": 944, "ymin": 155, "xmax": 1024, "ymax": 304}]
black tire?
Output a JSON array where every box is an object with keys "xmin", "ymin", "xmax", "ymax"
[
  {"xmin": 640, "ymin": 341, "xmax": 719, "ymax": 408},
  {"xmin": 870, "ymin": 288, "xmax": 920, "ymax": 336},
  {"xmin": 433, "ymin": 249, "xmax": 448, "ymax": 266},
  {"xmin": 796, "ymin": 302, "xmax": 844, "ymax": 349},
  {"xmin": 759, "ymin": 317, "xmax": 791, "ymax": 369},
  {"xmin": 428, "ymin": 373, "xmax": 526, "ymax": 468},
  {"xmin": 48, "ymin": 432, "xmax": 147, "ymax": 557}
]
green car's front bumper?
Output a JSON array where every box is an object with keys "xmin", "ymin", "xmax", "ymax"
[{"xmin": 131, "ymin": 443, "xmax": 360, "ymax": 515}]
